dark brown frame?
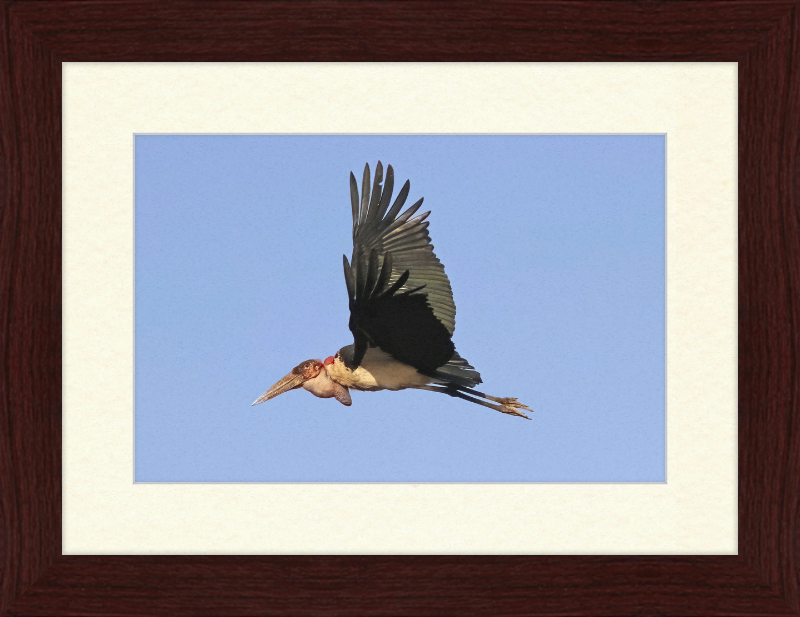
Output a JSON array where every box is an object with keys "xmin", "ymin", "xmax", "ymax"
[{"xmin": 1, "ymin": 1, "xmax": 798, "ymax": 615}]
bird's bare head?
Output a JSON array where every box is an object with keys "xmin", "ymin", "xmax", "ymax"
[{"xmin": 252, "ymin": 359, "xmax": 323, "ymax": 405}]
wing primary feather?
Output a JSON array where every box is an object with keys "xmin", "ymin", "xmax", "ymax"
[
  {"xmin": 374, "ymin": 251, "xmax": 393, "ymax": 292},
  {"xmin": 383, "ymin": 179, "xmax": 410, "ymax": 225},
  {"xmin": 355, "ymin": 252, "xmax": 367, "ymax": 301},
  {"xmin": 384, "ymin": 197, "xmax": 424, "ymax": 234},
  {"xmin": 364, "ymin": 249, "xmax": 380, "ymax": 298},
  {"xmin": 343, "ymin": 255, "xmax": 355, "ymax": 301},
  {"xmin": 359, "ymin": 163, "xmax": 371, "ymax": 226},
  {"xmin": 373, "ymin": 164, "xmax": 394, "ymax": 223},
  {"xmin": 384, "ymin": 269, "xmax": 410, "ymax": 297},
  {"xmin": 349, "ymin": 173, "xmax": 359, "ymax": 236},
  {"xmin": 366, "ymin": 161, "xmax": 383, "ymax": 224}
]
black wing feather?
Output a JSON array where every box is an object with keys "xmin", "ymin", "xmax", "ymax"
[
  {"xmin": 373, "ymin": 165, "xmax": 394, "ymax": 223},
  {"xmin": 359, "ymin": 164, "xmax": 371, "ymax": 226},
  {"xmin": 349, "ymin": 173, "xmax": 360, "ymax": 230}
]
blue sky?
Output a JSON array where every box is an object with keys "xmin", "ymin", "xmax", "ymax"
[{"xmin": 134, "ymin": 135, "xmax": 665, "ymax": 482}]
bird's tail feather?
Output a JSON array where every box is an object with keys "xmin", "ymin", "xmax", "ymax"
[{"xmin": 433, "ymin": 351, "xmax": 482, "ymax": 387}]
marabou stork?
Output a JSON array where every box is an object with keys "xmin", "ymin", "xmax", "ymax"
[{"xmin": 253, "ymin": 162, "xmax": 532, "ymax": 419}]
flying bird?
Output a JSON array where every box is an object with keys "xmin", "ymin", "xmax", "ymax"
[{"xmin": 253, "ymin": 162, "xmax": 532, "ymax": 419}]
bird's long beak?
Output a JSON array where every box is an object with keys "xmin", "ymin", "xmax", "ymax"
[{"xmin": 252, "ymin": 371, "xmax": 306, "ymax": 405}]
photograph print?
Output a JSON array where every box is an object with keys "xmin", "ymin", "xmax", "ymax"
[{"xmin": 134, "ymin": 135, "xmax": 665, "ymax": 483}]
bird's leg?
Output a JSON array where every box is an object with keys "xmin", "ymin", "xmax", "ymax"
[
  {"xmin": 414, "ymin": 385, "xmax": 531, "ymax": 420},
  {"xmin": 449, "ymin": 385, "xmax": 533, "ymax": 417}
]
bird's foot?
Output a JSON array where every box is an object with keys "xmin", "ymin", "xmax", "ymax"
[{"xmin": 488, "ymin": 396, "xmax": 533, "ymax": 420}]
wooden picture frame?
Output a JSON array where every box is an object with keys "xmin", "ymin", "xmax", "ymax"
[{"xmin": 2, "ymin": 1, "xmax": 798, "ymax": 614}]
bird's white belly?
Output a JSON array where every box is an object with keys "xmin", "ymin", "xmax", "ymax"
[{"xmin": 330, "ymin": 347, "xmax": 441, "ymax": 391}]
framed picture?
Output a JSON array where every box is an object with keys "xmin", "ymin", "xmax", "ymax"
[{"xmin": 2, "ymin": 2, "xmax": 798, "ymax": 615}]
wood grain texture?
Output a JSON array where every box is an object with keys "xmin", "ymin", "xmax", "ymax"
[{"xmin": 0, "ymin": 0, "xmax": 798, "ymax": 615}]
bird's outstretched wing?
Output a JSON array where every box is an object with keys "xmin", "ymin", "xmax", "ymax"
[
  {"xmin": 342, "ymin": 162, "xmax": 463, "ymax": 374},
  {"xmin": 350, "ymin": 161, "xmax": 456, "ymax": 334}
]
